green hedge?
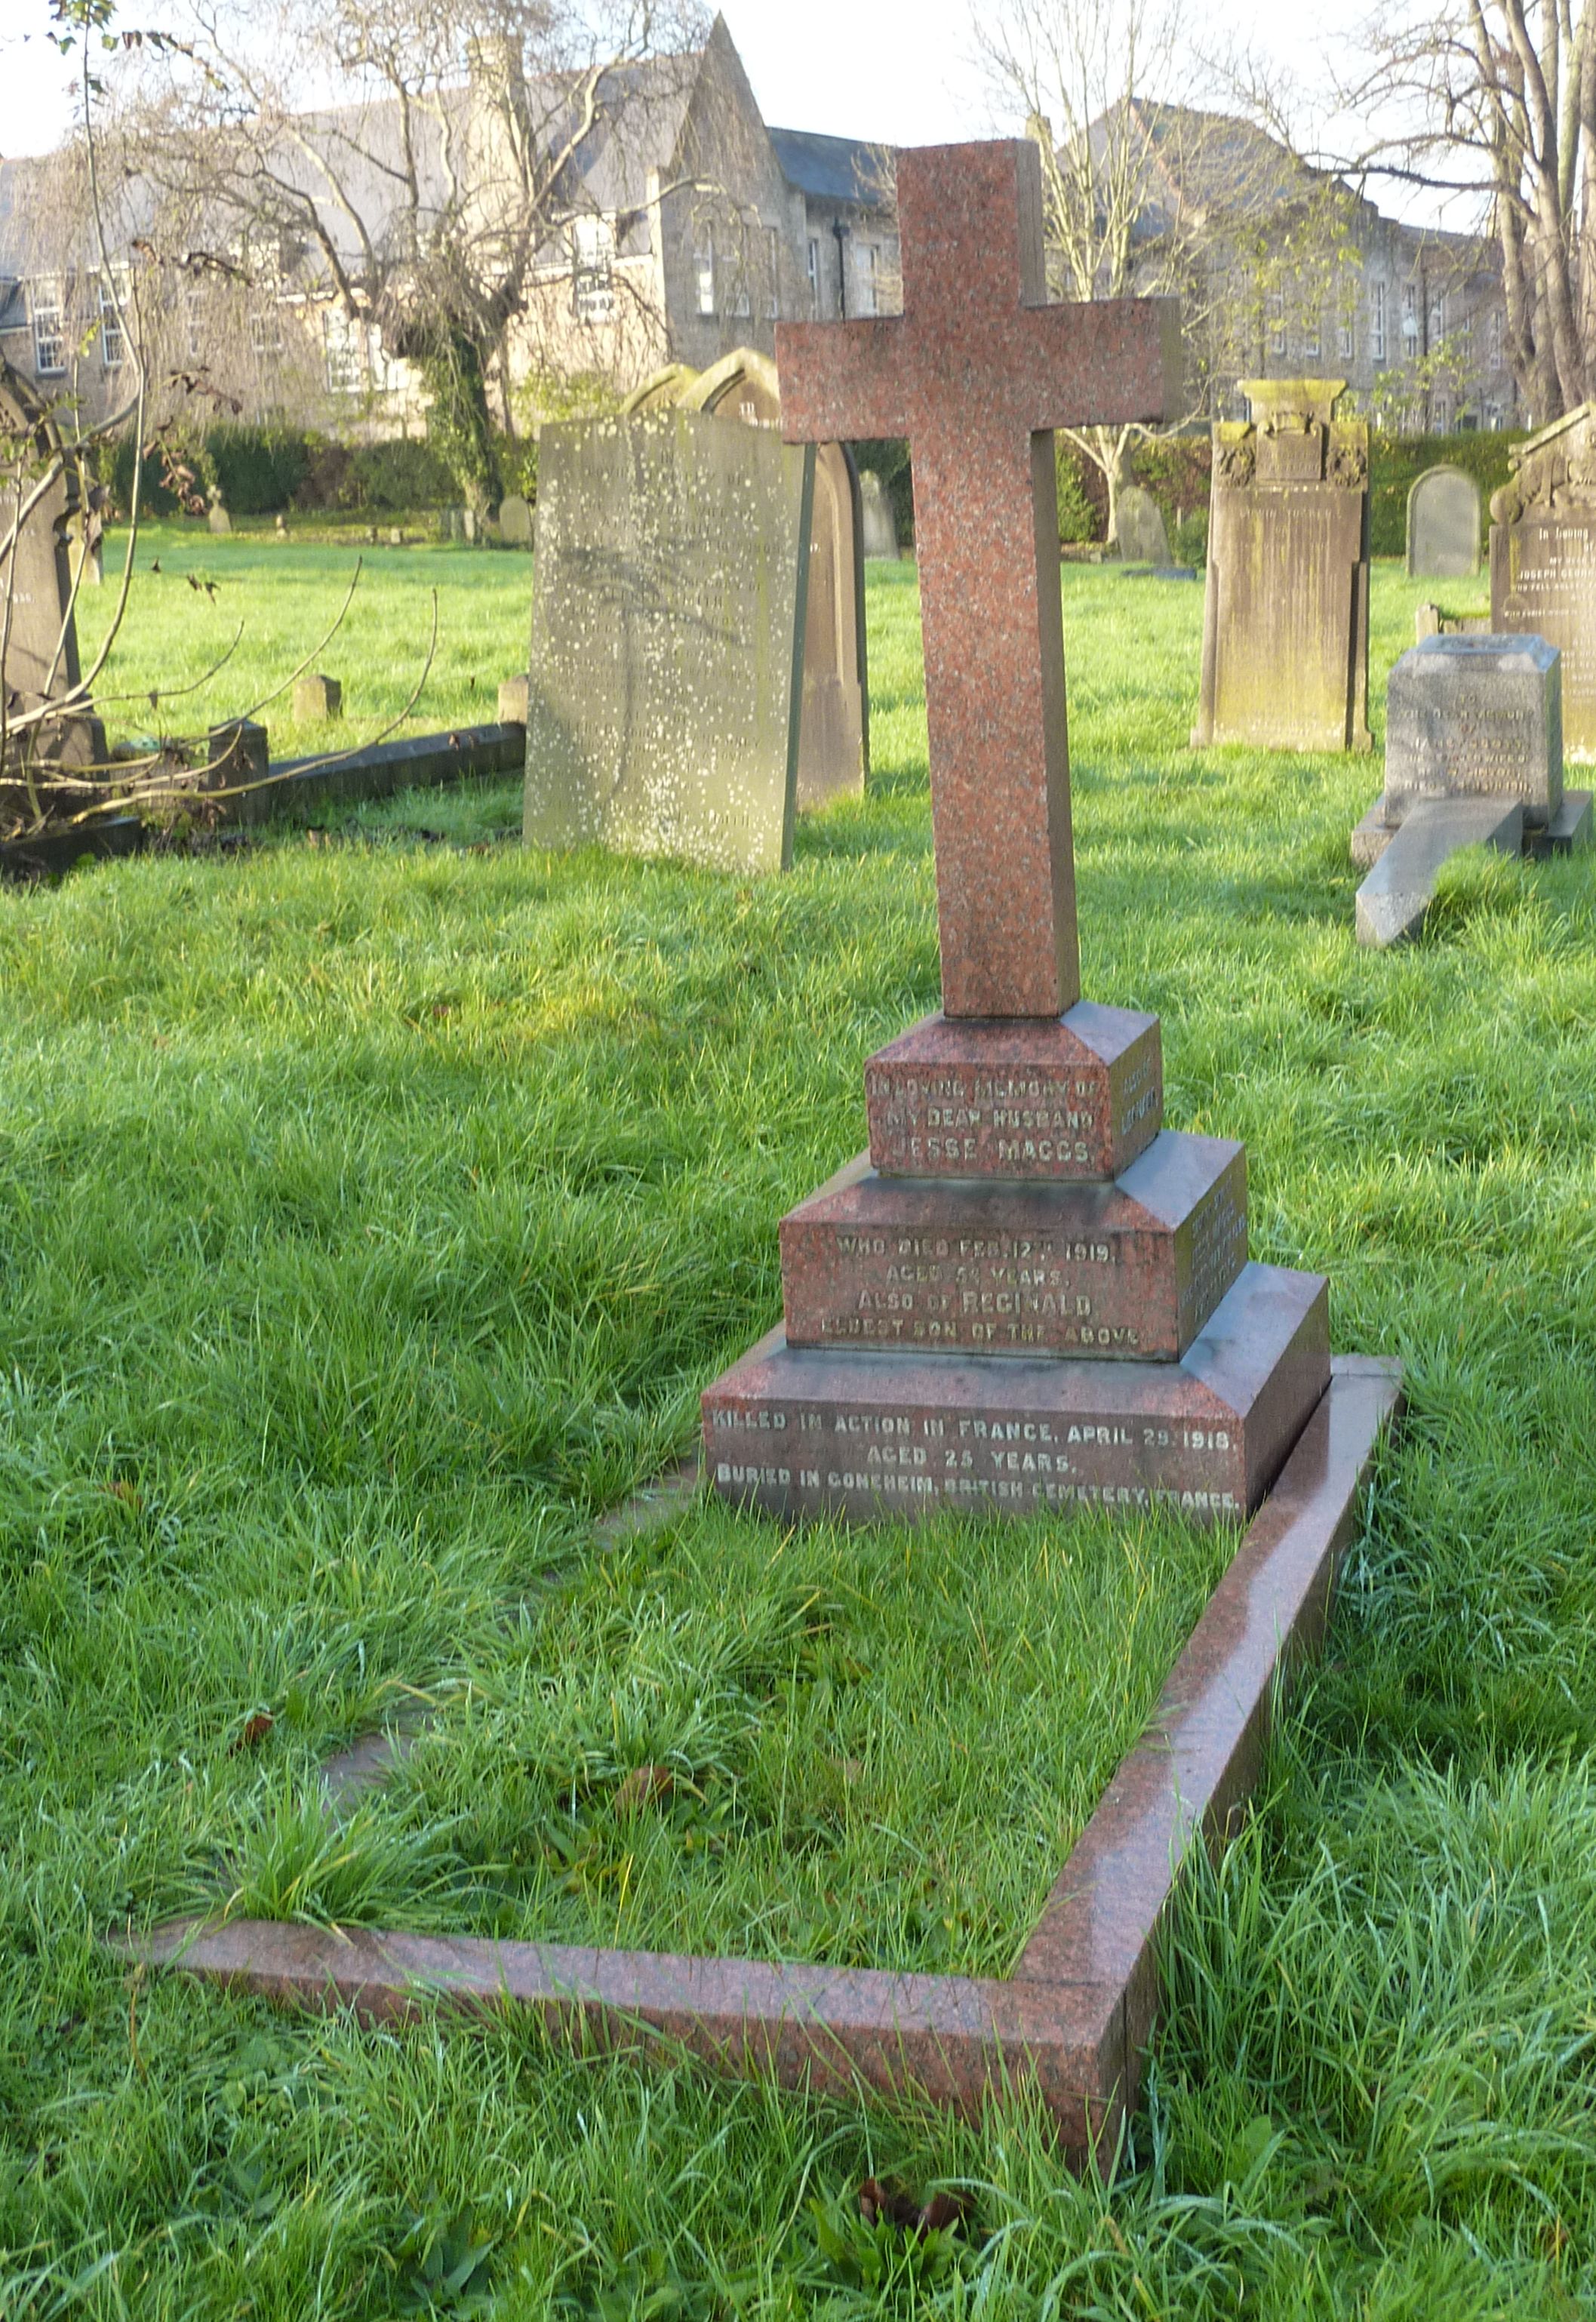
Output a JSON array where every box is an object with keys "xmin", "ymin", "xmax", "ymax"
[{"xmin": 1367, "ymin": 430, "xmax": 1525, "ymax": 558}]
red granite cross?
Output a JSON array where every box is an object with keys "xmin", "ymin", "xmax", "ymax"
[{"xmin": 776, "ymin": 140, "xmax": 1180, "ymax": 1019}]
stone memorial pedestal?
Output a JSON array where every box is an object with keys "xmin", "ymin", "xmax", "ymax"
[
  {"xmin": 1192, "ymin": 377, "xmax": 1371, "ymax": 753},
  {"xmin": 1352, "ymin": 634, "xmax": 1592, "ymax": 944}
]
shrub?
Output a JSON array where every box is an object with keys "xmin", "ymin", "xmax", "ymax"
[
  {"xmin": 346, "ymin": 436, "xmax": 454, "ymax": 511},
  {"xmin": 204, "ymin": 424, "xmax": 310, "ymax": 515},
  {"xmin": 1055, "ymin": 441, "xmax": 1098, "ymax": 543}
]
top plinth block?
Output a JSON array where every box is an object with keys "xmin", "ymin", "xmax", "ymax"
[{"xmin": 865, "ymin": 1001, "xmax": 1163, "ymax": 1183}]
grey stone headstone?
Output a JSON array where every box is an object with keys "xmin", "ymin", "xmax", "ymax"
[
  {"xmin": 1355, "ymin": 796, "xmax": 1524, "ymax": 947},
  {"xmin": 499, "ymin": 493, "xmax": 532, "ymax": 546},
  {"xmin": 1384, "ymin": 634, "xmax": 1562, "ymax": 829},
  {"xmin": 207, "ymin": 499, "xmax": 232, "ymax": 535},
  {"xmin": 859, "ymin": 470, "xmax": 898, "ymax": 560},
  {"xmin": 1407, "ymin": 466, "xmax": 1480, "ymax": 577},
  {"xmin": 524, "ymin": 412, "xmax": 813, "ymax": 874},
  {"xmin": 498, "ymin": 674, "xmax": 528, "ymax": 725},
  {"xmin": 1115, "ymin": 484, "xmax": 1171, "ymax": 566}
]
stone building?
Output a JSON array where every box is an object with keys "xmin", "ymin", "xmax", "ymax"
[
  {"xmin": 0, "ymin": 15, "xmax": 899, "ymax": 442},
  {"xmin": 1095, "ymin": 102, "xmax": 1517, "ymax": 434}
]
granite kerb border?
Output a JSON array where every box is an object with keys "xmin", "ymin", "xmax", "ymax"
[{"xmin": 130, "ymin": 1355, "xmax": 1401, "ymax": 2152}]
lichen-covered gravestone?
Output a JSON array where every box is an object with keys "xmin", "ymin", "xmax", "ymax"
[
  {"xmin": 703, "ymin": 138, "xmax": 1331, "ymax": 1525},
  {"xmin": 498, "ymin": 493, "xmax": 531, "ymax": 547},
  {"xmin": 1407, "ymin": 464, "xmax": 1480, "ymax": 578},
  {"xmin": 1115, "ymin": 484, "xmax": 1171, "ymax": 566},
  {"xmin": 1192, "ymin": 377, "xmax": 1371, "ymax": 752},
  {"xmin": 620, "ymin": 348, "xmax": 868, "ymax": 810},
  {"xmin": 523, "ymin": 411, "xmax": 813, "ymax": 873},
  {"xmin": 0, "ymin": 361, "xmax": 105, "ymax": 797},
  {"xmin": 1490, "ymin": 401, "xmax": 1596, "ymax": 757},
  {"xmin": 859, "ymin": 471, "xmax": 898, "ymax": 559}
]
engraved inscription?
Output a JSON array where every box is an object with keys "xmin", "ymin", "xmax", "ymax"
[{"xmin": 710, "ymin": 1398, "xmax": 1241, "ymax": 1515}]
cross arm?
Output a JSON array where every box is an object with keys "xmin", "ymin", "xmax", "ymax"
[
  {"xmin": 1022, "ymin": 296, "xmax": 1183, "ymax": 433},
  {"xmin": 775, "ymin": 318, "xmax": 911, "ymax": 445}
]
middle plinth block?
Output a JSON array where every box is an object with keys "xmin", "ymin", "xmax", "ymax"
[{"xmin": 781, "ymin": 1133, "xmax": 1247, "ymax": 1361}]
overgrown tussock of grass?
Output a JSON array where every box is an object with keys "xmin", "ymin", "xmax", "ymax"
[{"xmin": 4, "ymin": 548, "xmax": 1596, "ymax": 2312}]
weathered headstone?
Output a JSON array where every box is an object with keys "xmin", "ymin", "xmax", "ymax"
[
  {"xmin": 1490, "ymin": 403, "xmax": 1596, "ymax": 757},
  {"xmin": 702, "ymin": 138, "xmax": 1330, "ymax": 1526},
  {"xmin": 0, "ymin": 361, "xmax": 106, "ymax": 792},
  {"xmin": 499, "ymin": 494, "xmax": 532, "ymax": 546},
  {"xmin": 1115, "ymin": 484, "xmax": 1171, "ymax": 566},
  {"xmin": 626, "ymin": 347, "xmax": 869, "ymax": 811},
  {"xmin": 498, "ymin": 674, "xmax": 528, "ymax": 724},
  {"xmin": 1349, "ymin": 636, "xmax": 1591, "ymax": 941},
  {"xmin": 523, "ymin": 411, "xmax": 812, "ymax": 874},
  {"xmin": 859, "ymin": 470, "xmax": 899, "ymax": 559},
  {"xmin": 1407, "ymin": 464, "xmax": 1480, "ymax": 578},
  {"xmin": 1385, "ymin": 634, "xmax": 1562, "ymax": 827},
  {"xmin": 293, "ymin": 672, "xmax": 343, "ymax": 721},
  {"xmin": 1192, "ymin": 377, "xmax": 1371, "ymax": 752},
  {"xmin": 207, "ymin": 491, "xmax": 232, "ymax": 536}
]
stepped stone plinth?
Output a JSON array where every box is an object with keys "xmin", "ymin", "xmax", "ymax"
[{"xmin": 702, "ymin": 139, "xmax": 1333, "ymax": 1526}]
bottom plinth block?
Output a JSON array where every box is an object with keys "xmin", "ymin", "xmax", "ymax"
[{"xmin": 703, "ymin": 1261, "xmax": 1329, "ymax": 1525}]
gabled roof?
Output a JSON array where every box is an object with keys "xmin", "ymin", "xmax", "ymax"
[{"xmin": 769, "ymin": 127, "xmax": 888, "ymax": 209}]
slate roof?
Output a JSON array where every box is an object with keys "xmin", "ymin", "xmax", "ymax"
[{"xmin": 769, "ymin": 128, "xmax": 889, "ymax": 209}]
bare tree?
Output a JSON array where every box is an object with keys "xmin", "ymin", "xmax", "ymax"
[
  {"xmin": 979, "ymin": 0, "xmax": 1357, "ymax": 539},
  {"xmin": 116, "ymin": 0, "xmax": 710, "ymax": 508},
  {"xmin": 1333, "ymin": 1, "xmax": 1593, "ymax": 426}
]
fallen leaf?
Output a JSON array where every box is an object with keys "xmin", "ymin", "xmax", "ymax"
[
  {"xmin": 614, "ymin": 1764, "xmax": 673, "ymax": 1818},
  {"xmin": 229, "ymin": 1713, "xmax": 275, "ymax": 1754},
  {"xmin": 858, "ymin": 2179, "xmax": 970, "ymax": 2239}
]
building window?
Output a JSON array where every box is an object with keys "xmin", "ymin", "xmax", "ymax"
[
  {"xmin": 1485, "ymin": 401, "xmax": 1503, "ymax": 430},
  {"xmin": 95, "ymin": 274, "xmax": 124, "ymax": 368},
  {"xmin": 1402, "ymin": 281, "xmax": 1419, "ymax": 353},
  {"xmin": 322, "ymin": 306, "xmax": 364, "ymax": 394},
  {"xmin": 1268, "ymin": 291, "xmax": 1284, "ymax": 356},
  {"xmin": 1339, "ymin": 318, "xmax": 1353, "ymax": 360},
  {"xmin": 1428, "ymin": 291, "xmax": 1446, "ymax": 343},
  {"xmin": 857, "ymin": 241, "xmax": 879, "ymax": 317},
  {"xmin": 766, "ymin": 223, "xmax": 780, "ymax": 319},
  {"xmin": 1305, "ymin": 312, "xmax": 1320, "ymax": 358},
  {"xmin": 1370, "ymin": 279, "xmax": 1385, "ymax": 363},
  {"xmin": 572, "ymin": 214, "xmax": 616, "ymax": 321},
  {"xmin": 733, "ymin": 223, "xmax": 752, "ymax": 318},
  {"xmin": 1489, "ymin": 308, "xmax": 1503, "ymax": 367},
  {"xmin": 693, "ymin": 223, "xmax": 715, "ymax": 317},
  {"xmin": 32, "ymin": 286, "xmax": 65, "ymax": 375},
  {"xmin": 248, "ymin": 300, "xmax": 284, "ymax": 361},
  {"xmin": 185, "ymin": 288, "xmax": 204, "ymax": 363},
  {"xmin": 1432, "ymin": 392, "xmax": 1450, "ymax": 432},
  {"xmin": 807, "ymin": 236, "xmax": 820, "ymax": 318}
]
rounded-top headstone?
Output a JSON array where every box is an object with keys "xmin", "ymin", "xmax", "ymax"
[
  {"xmin": 1115, "ymin": 484, "xmax": 1171, "ymax": 566},
  {"xmin": 1407, "ymin": 463, "xmax": 1481, "ymax": 578},
  {"xmin": 499, "ymin": 492, "xmax": 532, "ymax": 546}
]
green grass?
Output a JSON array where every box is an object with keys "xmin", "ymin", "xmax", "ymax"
[{"xmin": 5, "ymin": 542, "xmax": 1596, "ymax": 2313}]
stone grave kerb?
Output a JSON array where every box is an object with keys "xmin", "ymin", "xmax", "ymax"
[{"xmin": 776, "ymin": 140, "xmax": 1181, "ymax": 1020}]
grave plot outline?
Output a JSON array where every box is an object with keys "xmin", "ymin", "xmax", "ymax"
[{"xmin": 138, "ymin": 142, "xmax": 1400, "ymax": 2152}]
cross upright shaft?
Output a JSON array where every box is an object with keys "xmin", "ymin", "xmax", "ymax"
[{"xmin": 776, "ymin": 140, "xmax": 1181, "ymax": 1020}]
